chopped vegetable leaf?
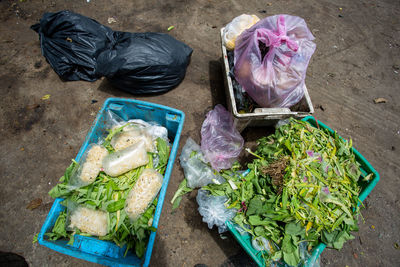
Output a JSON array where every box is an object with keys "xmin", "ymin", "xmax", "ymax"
[{"xmin": 171, "ymin": 179, "xmax": 193, "ymax": 210}]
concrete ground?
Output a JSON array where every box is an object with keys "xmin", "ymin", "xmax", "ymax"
[{"xmin": 0, "ymin": 0, "xmax": 399, "ymax": 266}]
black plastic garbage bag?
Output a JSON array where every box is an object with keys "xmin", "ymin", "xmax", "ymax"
[
  {"xmin": 31, "ymin": 10, "xmax": 115, "ymax": 82},
  {"xmin": 31, "ymin": 11, "xmax": 193, "ymax": 94},
  {"xmin": 96, "ymin": 32, "xmax": 193, "ymax": 94}
]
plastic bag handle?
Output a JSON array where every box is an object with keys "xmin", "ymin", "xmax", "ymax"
[
  {"xmin": 253, "ymin": 15, "xmax": 300, "ymax": 86},
  {"xmin": 255, "ymin": 15, "xmax": 299, "ymax": 52}
]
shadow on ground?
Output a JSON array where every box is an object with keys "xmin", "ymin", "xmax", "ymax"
[
  {"xmin": 209, "ymin": 59, "xmax": 227, "ymax": 107},
  {"xmin": 183, "ymin": 194, "xmax": 241, "ymax": 264},
  {"xmin": 182, "ymin": 186, "xmax": 260, "ymax": 267},
  {"xmin": 0, "ymin": 252, "xmax": 28, "ymax": 267},
  {"xmin": 97, "ymin": 78, "xmax": 182, "ymax": 99},
  {"xmin": 150, "ymin": 235, "xmax": 167, "ymax": 266},
  {"xmin": 97, "ymin": 79, "xmax": 132, "ymax": 98}
]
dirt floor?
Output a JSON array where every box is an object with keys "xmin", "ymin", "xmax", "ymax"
[{"xmin": 0, "ymin": 0, "xmax": 399, "ymax": 266}]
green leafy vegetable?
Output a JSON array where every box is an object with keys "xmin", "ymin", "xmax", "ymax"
[
  {"xmin": 106, "ymin": 199, "xmax": 126, "ymax": 212},
  {"xmin": 171, "ymin": 179, "xmax": 193, "ymax": 210},
  {"xmin": 49, "ymin": 161, "xmax": 78, "ymax": 198},
  {"xmin": 201, "ymin": 118, "xmax": 369, "ymax": 266},
  {"xmin": 282, "ymin": 234, "xmax": 300, "ymax": 266},
  {"xmin": 156, "ymin": 137, "xmax": 170, "ymax": 174},
  {"xmin": 45, "ymin": 211, "xmax": 69, "ymax": 240},
  {"xmin": 32, "ymin": 233, "xmax": 39, "ymax": 244}
]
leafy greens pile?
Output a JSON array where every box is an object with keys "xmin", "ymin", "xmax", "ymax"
[
  {"xmin": 201, "ymin": 119, "xmax": 368, "ymax": 266},
  {"xmin": 46, "ymin": 124, "xmax": 170, "ymax": 258}
]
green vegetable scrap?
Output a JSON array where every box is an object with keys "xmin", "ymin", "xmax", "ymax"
[
  {"xmin": 202, "ymin": 119, "xmax": 368, "ymax": 266},
  {"xmin": 32, "ymin": 233, "xmax": 39, "ymax": 244},
  {"xmin": 171, "ymin": 178, "xmax": 193, "ymax": 210},
  {"xmin": 47, "ymin": 124, "xmax": 170, "ymax": 258},
  {"xmin": 156, "ymin": 137, "xmax": 170, "ymax": 174}
]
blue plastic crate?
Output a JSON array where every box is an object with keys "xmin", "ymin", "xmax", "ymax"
[{"xmin": 38, "ymin": 98, "xmax": 185, "ymax": 266}]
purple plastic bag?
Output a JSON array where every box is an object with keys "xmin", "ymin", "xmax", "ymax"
[
  {"xmin": 234, "ymin": 14, "xmax": 316, "ymax": 108},
  {"xmin": 201, "ymin": 105, "xmax": 244, "ymax": 172}
]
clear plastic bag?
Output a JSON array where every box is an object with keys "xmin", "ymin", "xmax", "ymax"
[
  {"xmin": 277, "ymin": 242, "xmax": 321, "ymax": 267},
  {"xmin": 223, "ymin": 14, "xmax": 260, "ymax": 50},
  {"xmin": 125, "ymin": 168, "xmax": 163, "ymax": 221},
  {"xmin": 275, "ymin": 118, "xmax": 291, "ymax": 128},
  {"xmin": 252, "ymin": 236, "xmax": 274, "ymax": 252},
  {"xmin": 67, "ymin": 202, "xmax": 108, "ymax": 237},
  {"xmin": 200, "ymin": 105, "xmax": 244, "ymax": 171},
  {"xmin": 234, "ymin": 224, "xmax": 251, "ymax": 236},
  {"xmin": 69, "ymin": 144, "xmax": 108, "ymax": 188},
  {"xmin": 126, "ymin": 119, "xmax": 168, "ymax": 142},
  {"xmin": 180, "ymin": 138, "xmax": 224, "ymax": 189},
  {"xmin": 111, "ymin": 127, "xmax": 154, "ymax": 152},
  {"xmin": 104, "ymin": 110, "xmax": 168, "ymax": 152},
  {"xmin": 180, "ymin": 137, "xmax": 204, "ymax": 162},
  {"xmin": 196, "ymin": 190, "xmax": 237, "ymax": 233},
  {"xmin": 102, "ymin": 141, "xmax": 149, "ymax": 177},
  {"xmin": 234, "ymin": 14, "xmax": 316, "ymax": 108}
]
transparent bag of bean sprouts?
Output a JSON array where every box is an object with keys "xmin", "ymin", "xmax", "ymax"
[{"xmin": 68, "ymin": 143, "xmax": 108, "ymax": 188}]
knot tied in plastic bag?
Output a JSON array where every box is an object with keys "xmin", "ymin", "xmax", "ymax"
[
  {"xmin": 234, "ymin": 14, "xmax": 316, "ymax": 108},
  {"xmin": 200, "ymin": 105, "xmax": 244, "ymax": 172},
  {"xmin": 31, "ymin": 10, "xmax": 192, "ymax": 94}
]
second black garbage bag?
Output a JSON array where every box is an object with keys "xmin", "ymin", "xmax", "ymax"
[
  {"xmin": 31, "ymin": 10, "xmax": 193, "ymax": 94},
  {"xmin": 96, "ymin": 32, "xmax": 193, "ymax": 94}
]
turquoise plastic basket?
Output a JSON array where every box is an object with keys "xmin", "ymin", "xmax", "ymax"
[
  {"xmin": 38, "ymin": 98, "xmax": 185, "ymax": 266},
  {"xmin": 226, "ymin": 116, "xmax": 380, "ymax": 267}
]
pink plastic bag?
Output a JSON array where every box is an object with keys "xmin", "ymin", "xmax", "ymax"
[
  {"xmin": 201, "ymin": 105, "xmax": 244, "ymax": 171},
  {"xmin": 234, "ymin": 14, "xmax": 316, "ymax": 108}
]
